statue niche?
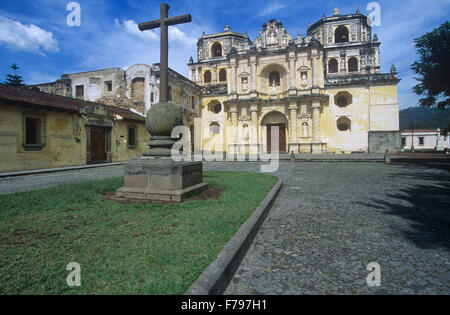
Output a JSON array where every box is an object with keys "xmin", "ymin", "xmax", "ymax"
[
  {"xmin": 241, "ymin": 77, "xmax": 249, "ymax": 93},
  {"xmin": 298, "ymin": 65, "xmax": 310, "ymax": 88},
  {"xmin": 267, "ymin": 30, "xmax": 278, "ymax": 45},
  {"xmin": 239, "ymin": 72, "xmax": 251, "ymax": 94}
]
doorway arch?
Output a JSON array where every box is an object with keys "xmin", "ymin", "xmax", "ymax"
[{"xmin": 261, "ymin": 111, "xmax": 289, "ymax": 153}]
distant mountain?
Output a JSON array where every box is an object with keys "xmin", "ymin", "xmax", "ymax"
[{"xmin": 399, "ymin": 107, "xmax": 450, "ymax": 131}]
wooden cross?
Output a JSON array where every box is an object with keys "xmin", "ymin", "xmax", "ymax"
[{"xmin": 138, "ymin": 3, "xmax": 192, "ymax": 103}]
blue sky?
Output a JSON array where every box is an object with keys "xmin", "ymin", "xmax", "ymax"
[{"xmin": 0, "ymin": 0, "xmax": 449, "ymax": 110}]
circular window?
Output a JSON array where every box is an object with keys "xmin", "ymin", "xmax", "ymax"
[
  {"xmin": 213, "ymin": 103, "xmax": 222, "ymax": 113},
  {"xmin": 337, "ymin": 117, "xmax": 351, "ymax": 131},
  {"xmin": 209, "ymin": 123, "xmax": 220, "ymax": 135},
  {"xmin": 337, "ymin": 96, "xmax": 348, "ymax": 107},
  {"xmin": 335, "ymin": 91, "xmax": 353, "ymax": 107},
  {"xmin": 209, "ymin": 101, "xmax": 222, "ymax": 114}
]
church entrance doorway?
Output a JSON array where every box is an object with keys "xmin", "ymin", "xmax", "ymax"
[
  {"xmin": 261, "ymin": 111, "xmax": 289, "ymax": 153},
  {"xmin": 267, "ymin": 124, "xmax": 286, "ymax": 153}
]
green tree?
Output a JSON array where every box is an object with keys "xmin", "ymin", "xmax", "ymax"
[
  {"xmin": 411, "ymin": 21, "xmax": 450, "ymax": 109},
  {"xmin": 4, "ymin": 63, "xmax": 25, "ymax": 86}
]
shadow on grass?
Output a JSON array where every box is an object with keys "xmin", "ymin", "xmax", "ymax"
[{"xmin": 357, "ymin": 170, "xmax": 450, "ymax": 251}]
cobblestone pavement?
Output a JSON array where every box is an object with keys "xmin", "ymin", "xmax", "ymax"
[
  {"xmin": 0, "ymin": 165, "xmax": 125, "ymax": 195},
  {"xmin": 1, "ymin": 162, "xmax": 449, "ymax": 294},
  {"xmin": 203, "ymin": 162, "xmax": 450, "ymax": 295}
]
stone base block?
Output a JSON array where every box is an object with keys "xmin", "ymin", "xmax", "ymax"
[
  {"xmin": 116, "ymin": 182, "xmax": 208, "ymax": 203},
  {"xmin": 116, "ymin": 157, "xmax": 207, "ymax": 203}
]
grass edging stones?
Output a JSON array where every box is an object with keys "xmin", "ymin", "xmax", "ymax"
[
  {"xmin": 185, "ymin": 178, "xmax": 283, "ymax": 295},
  {"xmin": 0, "ymin": 171, "xmax": 278, "ymax": 295}
]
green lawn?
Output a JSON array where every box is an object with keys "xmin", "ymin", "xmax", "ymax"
[{"xmin": 0, "ymin": 171, "xmax": 278, "ymax": 295}]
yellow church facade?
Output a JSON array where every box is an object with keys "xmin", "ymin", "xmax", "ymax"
[
  {"xmin": 189, "ymin": 10, "xmax": 401, "ymax": 154},
  {"xmin": 21, "ymin": 8, "xmax": 402, "ymax": 164}
]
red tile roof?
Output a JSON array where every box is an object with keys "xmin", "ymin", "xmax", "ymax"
[{"xmin": 0, "ymin": 84, "xmax": 145, "ymax": 123}]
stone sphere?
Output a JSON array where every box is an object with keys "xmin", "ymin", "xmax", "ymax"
[{"xmin": 146, "ymin": 102, "xmax": 183, "ymax": 136}]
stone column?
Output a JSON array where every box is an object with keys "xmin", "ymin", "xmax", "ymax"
[
  {"xmin": 190, "ymin": 67, "xmax": 195, "ymax": 82},
  {"xmin": 250, "ymin": 56, "xmax": 257, "ymax": 94},
  {"xmin": 312, "ymin": 55, "xmax": 319, "ymax": 88},
  {"xmin": 197, "ymin": 67, "xmax": 202, "ymax": 83},
  {"xmin": 250, "ymin": 104, "xmax": 259, "ymax": 139},
  {"xmin": 312, "ymin": 100, "xmax": 321, "ymax": 142},
  {"xmin": 230, "ymin": 60, "xmax": 237, "ymax": 97},
  {"xmin": 230, "ymin": 105, "xmax": 238, "ymax": 143},
  {"xmin": 289, "ymin": 53, "xmax": 297, "ymax": 94},
  {"xmin": 289, "ymin": 101, "xmax": 298, "ymax": 142},
  {"xmin": 250, "ymin": 104, "xmax": 259, "ymax": 154},
  {"xmin": 340, "ymin": 51, "xmax": 346, "ymax": 73},
  {"xmin": 213, "ymin": 65, "xmax": 218, "ymax": 84}
]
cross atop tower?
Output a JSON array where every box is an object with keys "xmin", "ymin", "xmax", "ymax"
[{"xmin": 138, "ymin": 3, "xmax": 192, "ymax": 103}]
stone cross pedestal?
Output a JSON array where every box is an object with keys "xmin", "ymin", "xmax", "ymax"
[
  {"xmin": 116, "ymin": 3, "xmax": 206, "ymax": 203},
  {"xmin": 116, "ymin": 158, "xmax": 206, "ymax": 203}
]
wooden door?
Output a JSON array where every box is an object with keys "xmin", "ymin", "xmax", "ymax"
[
  {"xmin": 90, "ymin": 126, "xmax": 106, "ymax": 162},
  {"xmin": 267, "ymin": 124, "xmax": 286, "ymax": 153}
]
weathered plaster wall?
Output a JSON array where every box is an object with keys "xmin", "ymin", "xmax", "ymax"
[
  {"xmin": 0, "ymin": 103, "xmax": 147, "ymax": 172},
  {"xmin": 0, "ymin": 104, "xmax": 85, "ymax": 172},
  {"xmin": 112, "ymin": 121, "xmax": 149, "ymax": 162},
  {"xmin": 201, "ymin": 96, "xmax": 227, "ymax": 153},
  {"xmin": 323, "ymin": 86, "xmax": 370, "ymax": 153},
  {"xmin": 369, "ymin": 85, "xmax": 400, "ymax": 131}
]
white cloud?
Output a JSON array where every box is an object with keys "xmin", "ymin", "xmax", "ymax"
[
  {"xmin": 114, "ymin": 19, "xmax": 158, "ymax": 41},
  {"xmin": 114, "ymin": 19, "xmax": 197, "ymax": 47},
  {"xmin": 258, "ymin": 2, "xmax": 288, "ymax": 17},
  {"xmin": 169, "ymin": 26, "xmax": 198, "ymax": 47},
  {"xmin": 73, "ymin": 18, "xmax": 203, "ymax": 78},
  {"xmin": 0, "ymin": 15, "xmax": 59, "ymax": 55}
]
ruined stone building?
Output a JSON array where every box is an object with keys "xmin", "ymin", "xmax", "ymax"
[
  {"xmin": 32, "ymin": 64, "xmax": 202, "ymax": 118},
  {"xmin": 189, "ymin": 8, "xmax": 401, "ymax": 154}
]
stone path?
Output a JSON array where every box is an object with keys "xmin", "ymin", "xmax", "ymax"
[
  {"xmin": 0, "ymin": 165, "xmax": 124, "ymax": 195},
  {"xmin": 1, "ymin": 161, "xmax": 448, "ymax": 294},
  {"xmin": 203, "ymin": 162, "xmax": 450, "ymax": 295}
]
